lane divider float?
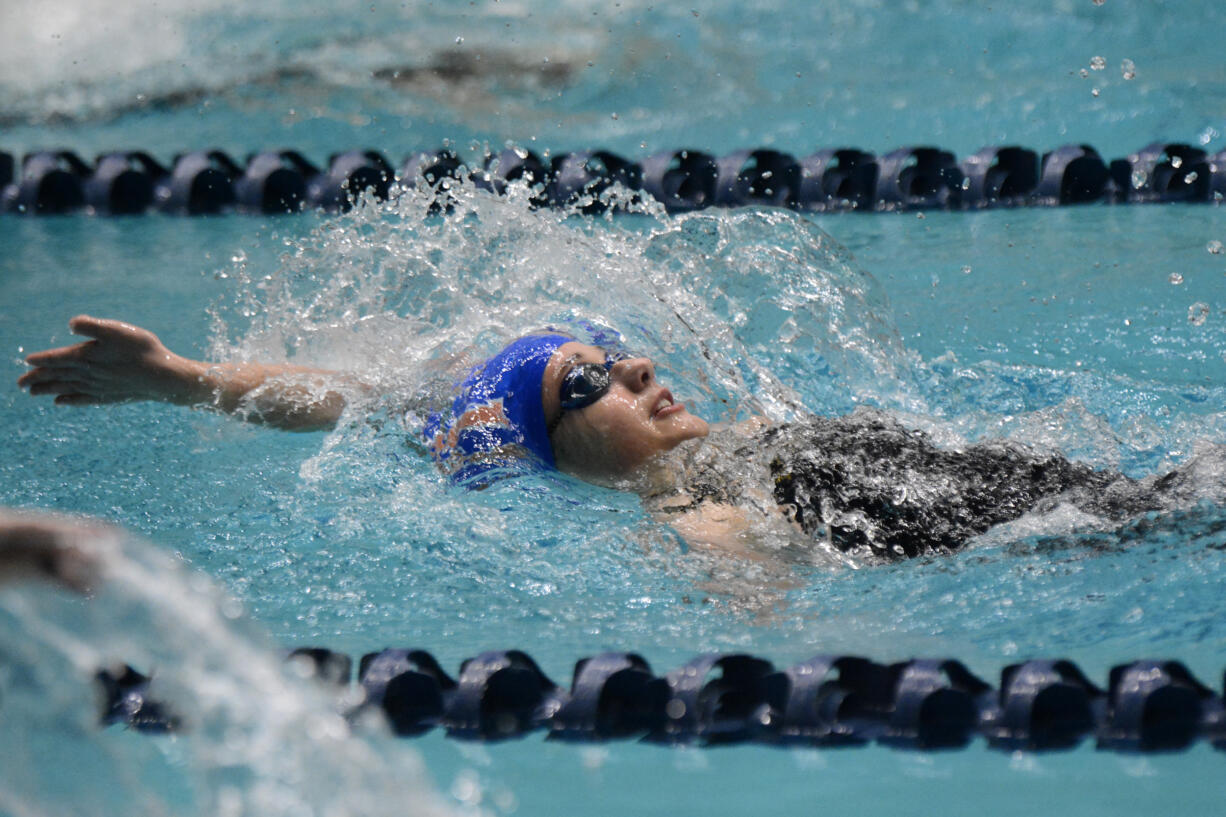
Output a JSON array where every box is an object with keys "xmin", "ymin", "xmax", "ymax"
[
  {"xmin": 1, "ymin": 142, "xmax": 1222, "ymax": 216},
  {"xmin": 95, "ymin": 647, "xmax": 1226, "ymax": 752}
]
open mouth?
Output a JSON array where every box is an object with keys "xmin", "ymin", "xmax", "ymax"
[{"xmin": 651, "ymin": 389, "xmax": 683, "ymax": 419}]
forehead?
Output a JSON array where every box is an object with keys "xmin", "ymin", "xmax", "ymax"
[{"xmin": 546, "ymin": 342, "xmax": 605, "ymax": 379}]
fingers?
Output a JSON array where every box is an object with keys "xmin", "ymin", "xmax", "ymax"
[
  {"xmin": 19, "ymin": 366, "xmax": 108, "ymax": 405},
  {"xmin": 23, "ymin": 316, "xmax": 148, "ymax": 369},
  {"xmin": 19, "ymin": 316, "xmax": 162, "ymax": 406},
  {"xmin": 24, "ymin": 341, "xmax": 97, "ymax": 368},
  {"xmin": 28, "ymin": 380, "xmax": 87, "ymax": 397},
  {"xmin": 54, "ymin": 394, "xmax": 106, "ymax": 406},
  {"xmin": 19, "ymin": 363, "xmax": 86, "ymax": 386},
  {"xmin": 68, "ymin": 315, "xmax": 147, "ymax": 344}
]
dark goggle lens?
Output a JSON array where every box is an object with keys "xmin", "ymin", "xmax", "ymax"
[
  {"xmin": 559, "ymin": 363, "xmax": 611, "ymax": 409},
  {"xmin": 558, "ymin": 351, "xmax": 634, "ymax": 410}
]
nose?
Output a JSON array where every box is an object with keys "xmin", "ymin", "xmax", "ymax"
[{"xmin": 612, "ymin": 356, "xmax": 655, "ymax": 392}]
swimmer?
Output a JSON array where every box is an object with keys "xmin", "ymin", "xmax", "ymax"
[{"xmin": 18, "ymin": 316, "xmax": 1207, "ymax": 560}]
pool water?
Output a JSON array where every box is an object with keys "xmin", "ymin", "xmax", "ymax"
[{"xmin": 2, "ymin": 1, "xmax": 1226, "ymax": 815}]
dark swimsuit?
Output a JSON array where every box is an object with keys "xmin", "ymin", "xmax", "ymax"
[{"xmin": 669, "ymin": 408, "xmax": 1172, "ymax": 560}]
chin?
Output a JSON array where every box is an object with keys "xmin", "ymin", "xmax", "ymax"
[{"xmin": 670, "ymin": 413, "xmax": 709, "ymax": 440}]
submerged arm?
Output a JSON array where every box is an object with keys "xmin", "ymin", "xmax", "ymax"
[{"xmin": 18, "ymin": 316, "xmax": 356, "ymax": 431}]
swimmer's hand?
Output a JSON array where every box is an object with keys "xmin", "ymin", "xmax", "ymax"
[
  {"xmin": 19, "ymin": 316, "xmax": 352, "ymax": 431},
  {"xmin": 0, "ymin": 509, "xmax": 112, "ymax": 594},
  {"xmin": 20, "ymin": 316, "xmax": 207, "ymax": 407}
]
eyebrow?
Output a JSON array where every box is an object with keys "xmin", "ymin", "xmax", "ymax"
[
  {"xmin": 558, "ymin": 352, "xmax": 583, "ymax": 379},
  {"xmin": 562, "ymin": 348, "xmax": 607, "ymax": 371}
]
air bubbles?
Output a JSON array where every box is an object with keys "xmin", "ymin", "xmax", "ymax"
[
  {"xmin": 1090, "ymin": 56, "xmax": 1106, "ymax": 71},
  {"xmin": 1121, "ymin": 58, "xmax": 1136, "ymax": 80},
  {"xmin": 1188, "ymin": 302, "xmax": 1209, "ymax": 326},
  {"xmin": 1168, "ymin": 272, "xmax": 1184, "ymax": 285}
]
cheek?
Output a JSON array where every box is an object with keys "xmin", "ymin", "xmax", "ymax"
[
  {"xmin": 558, "ymin": 401, "xmax": 657, "ymax": 473},
  {"xmin": 586, "ymin": 399, "xmax": 657, "ymax": 461}
]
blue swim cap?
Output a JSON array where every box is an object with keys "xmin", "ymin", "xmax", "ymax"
[{"xmin": 423, "ymin": 333, "xmax": 572, "ymax": 485}]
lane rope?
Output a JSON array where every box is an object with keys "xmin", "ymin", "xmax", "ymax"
[
  {"xmin": 1, "ymin": 142, "xmax": 1222, "ymax": 216},
  {"xmin": 96, "ymin": 647, "xmax": 1226, "ymax": 752}
]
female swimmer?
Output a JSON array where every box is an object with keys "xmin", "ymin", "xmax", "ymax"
[{"xmin": 18, "ymin": 316, "xmax": 1200, "ymax": 560}]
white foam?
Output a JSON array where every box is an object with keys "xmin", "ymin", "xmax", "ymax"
[
  {"xmin": 0, "ymin": 0, "xmax": 241, "ymax": 114},
  {"xmin": 0, "ymin": 523, "xmax": 456, "ymax": 817}
]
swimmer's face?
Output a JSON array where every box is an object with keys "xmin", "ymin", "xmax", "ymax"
[{"xmin": 543, "ymin": 342, "xmax": 709, "ymax": 480}]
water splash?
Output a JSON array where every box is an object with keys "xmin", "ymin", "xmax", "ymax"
[
  {"xmin": 202, "ymin": 180, "xmax": 1226, "ymax": 572},
  {"xmin": 0, "ymin": 525, "xmax": 454, "ymax": 817},
  {"xmin": 210, "ymin": 179, "xmax": 917, "ymax": 429}
]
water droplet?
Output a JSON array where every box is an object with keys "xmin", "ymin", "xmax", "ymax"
[
  {"xmin": 1169, "ymin": 272, "xmax": 1184, "ymax": 285},
  {"xmin": 454, "ymin": 36, "xmax": 463, "ymax": 44},
  {"xmin": 1090, "ymin": 56, "xmax": 1106, "ymax": 71},
  {"xmin": 1207, "ymin": 240, "xmax": 1223, "ymax": 254},
  {"xmin": 220, "ymin": 596, "xmax": 244, "ymax": 619},
  {"xmin": 666, "ymin": 698, "xmax": 687, "ymax": 719},
  {"xmin": 961, "ymin": 265, "xmax": 972, "ymax": 274},
  {"xmin": 1131, "ymin": 169, "xmax": 1148, "ymax": 189},
  {"xmin": 1079, "ymin": 68, "xmax": 1089, "ymax": 78},
  {"xmin": 1091, "ymin": 87, "xmax": 1100, "ymax": 97},
  {"xmin": 610, "ymin": 112, "xmax": 619, "ymax": 120},
  {"xmin": 450, "ymin": 771, "xmax": 482, "ymax": 805},
  {"xmin": 1121, "ymin": 58, "xmax": 1136, "ymax": 80},
  {"xmin": 1092, "ymin": 0, "xmax": 1105, "ymax": 5},
  {"xmin": 1189, "ymin": 302, "xmax": 1209, "ymax": 326},
  {"xmin": 1170, "ymin": 154, "xmax": 1183, "ymax": 169}
]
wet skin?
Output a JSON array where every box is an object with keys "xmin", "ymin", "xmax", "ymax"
[
  {"xmin": 542, "ymin": 342, "xmax": 710, "ymax": 481},
  {"xmin": 17, "ymin": 320, "xmax": 707, "ymax": 479}
]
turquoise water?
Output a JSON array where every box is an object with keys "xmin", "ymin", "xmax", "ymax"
[{"xmin": 3, "ymin": 1, "xmax": 1226, "ymax": 815}]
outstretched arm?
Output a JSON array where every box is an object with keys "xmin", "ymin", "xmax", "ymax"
[{"xmin": 18, "ymin": 316, "xmax": 355, "ymax": 431}]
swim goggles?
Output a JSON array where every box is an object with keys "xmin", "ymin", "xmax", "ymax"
[{"xmin": 550, "ymin": 350, "xmax": 633, "ymax": 432}]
